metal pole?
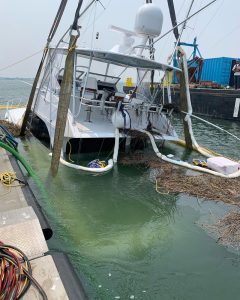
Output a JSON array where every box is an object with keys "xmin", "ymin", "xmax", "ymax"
[
  {"xmin": 146, "ymin": 0, "xmax": 155, "ymax": 95},
  {"xmin": 20, "ymin": 0, "xmax": 69, "ymax": 136},
  {"xmin": 167, "ymin": 0, "xmax": 180, "ymax": 40},
  {"xmin": 169, "ymin": 0, "xmax": 195, "ymax": 64},
  {"xmin": 153, "ymin": 0, "xmax": 218, "ymax": 45}
]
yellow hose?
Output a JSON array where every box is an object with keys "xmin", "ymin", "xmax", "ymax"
[{"xmin": 173, "ymin": 139, "xmax": 220, "ymax": 157}]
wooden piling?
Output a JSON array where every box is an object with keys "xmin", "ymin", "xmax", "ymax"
[
  {"xmin": 50, "ymin": 35, "xmax": 77, "ymax": 177},
  {"xmin": 178, "ymin": 47, "xmax": 194, "ymax": 150}
]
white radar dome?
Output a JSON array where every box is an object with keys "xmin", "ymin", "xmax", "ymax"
[{"xmin": 134, "ymin": 3, "xmax": 163, "ymax": 37}]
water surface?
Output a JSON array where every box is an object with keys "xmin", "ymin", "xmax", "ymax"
[{"xmin": 2, "ymin": 79, "xmax": 240, "ymax": 299}]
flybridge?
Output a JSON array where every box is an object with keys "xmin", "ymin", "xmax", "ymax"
[{"xmin": 50, "ymin": 47, "xmax": 182, "ymax": 72}]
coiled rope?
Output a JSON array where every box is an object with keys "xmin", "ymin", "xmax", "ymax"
[{"xmin": 0, "ymin": 172, "xmax": 24, "ymax": 187}]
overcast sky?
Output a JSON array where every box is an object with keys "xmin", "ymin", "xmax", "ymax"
[{"xmin": 0, "ymin": 0, "xmax": 239, "ymax": 78}]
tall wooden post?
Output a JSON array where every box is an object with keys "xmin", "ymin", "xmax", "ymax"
[
  {"xmin": 50, "ymin": 35, "xmax": 77, "ymax": 176},
  {"xmin": 50, "ymin": 0, "xmax": 83, "ymax": 176},
  {"xmin": 178, "ymin": 47, "xmax": 194, "ymax": 149}
]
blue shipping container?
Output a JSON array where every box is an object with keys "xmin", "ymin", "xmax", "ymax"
[{"xmin": 201, "ymin": 57, "xmax": 240, "ymax": 86}]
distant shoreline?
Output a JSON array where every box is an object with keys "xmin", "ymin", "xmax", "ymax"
[{"xmin": 0, "ymin": 77, "xmax": 33, "ymax": 80}]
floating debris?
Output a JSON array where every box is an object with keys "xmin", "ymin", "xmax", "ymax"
[
  {"xmin": 0, "ymin": 120, "xmax": 21, "ymax": 137},
  {"xmin": 120, "ymin": 152, "xmax": 150, "ymax": 168},
  {"xmin": 120, "ymin": 154, "xmax": 240, "ymax": 205},
  {"xmin": 203, "ymin": 211, "xmax": 240, "ymax": 249}
]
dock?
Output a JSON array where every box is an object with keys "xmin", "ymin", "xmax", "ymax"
[{"xmin": 0, "ymin": 147, "xmax": 88, "ymax": 299}]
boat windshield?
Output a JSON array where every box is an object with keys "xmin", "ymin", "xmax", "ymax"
[{"xmin": 75, "ymin": 68, "xmax": 120, "ymax": 85}]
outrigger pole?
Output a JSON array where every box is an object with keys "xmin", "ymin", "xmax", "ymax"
[
  {"xmin": 146, "ymin": 0, "xmax": 155, "ymax": 95},
  {"xmin": 155, "ymin": 0, "xmax": 218, "ymax": 45},
  {"xmin": 20, "ymin": 0, "xmax": 68, "ymax": 136},
  {"xmin": 50, "ymin": 0, "xmax": 84, "ymax": 177},
  {"xmin": 167, "ymin": 0, "xmax": 179, "ymax": 40}
]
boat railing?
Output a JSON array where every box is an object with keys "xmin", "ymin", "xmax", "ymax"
[
  {"xmin": 36, "ymin": 86, "xmax": 168, "ymax": 116},
  {"xmin": 75, "ymin": 95, "xmax": 166, "ymax": 115},
  {"xmin": 132, "ymin": 44, "xmax": 152, "ymax": 52},
  {"xmin": 37, "ymin": 85, "xmax": 167, "ymax": 112},
  {"xmin": 37, "ymin": 86, "xmax": 59, "ymax": 102},
  {"xmin": 76, "ymin": 96, "xmax": 118, "ymax": 107}
]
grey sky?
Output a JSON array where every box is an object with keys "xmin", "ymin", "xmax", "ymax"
[{"xmin": 0, "ymin": 0, "xmax": 239, "ymax": 77}]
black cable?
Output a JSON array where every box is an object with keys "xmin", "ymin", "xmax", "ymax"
[
  {"xmin": 48, "ymin": 0, "xmax": 68, "ymax": 43},
  {"xmin": 0, "ymin": 243, "xmax": 48, "ymax": 300}
]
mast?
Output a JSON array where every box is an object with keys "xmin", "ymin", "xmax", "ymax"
[
  {"xmin": 20, "ymin": 0, "xmax": 68, "ymax": 136},
  {"xmin": 146, "ymin": 0, "xmax": 155, "ymax": 95},
  {"xmin": 167, "ymin": 0, "xmax": 180, "ymax": 40},
  {"xmin": 154, "ymin": 0, "xmax": 217, "ymax": 45}
]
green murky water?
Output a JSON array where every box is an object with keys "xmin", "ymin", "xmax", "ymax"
[{"xmin": 2, "ymin": 79, "xmax": 240, "ymax": 299}]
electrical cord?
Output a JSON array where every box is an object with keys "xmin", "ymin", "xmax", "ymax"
[{"xmin": 0, "ymin": 241, "xmax": 47, "ymax": 300}]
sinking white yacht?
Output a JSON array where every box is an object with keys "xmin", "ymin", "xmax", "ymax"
[
  {"xmin": 7, "ymin": 0, "xmax": 240, "ymax": 178},
  {"xmin": 7, "ymin": 2, "xmax": 181, "ymax": 173}
]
